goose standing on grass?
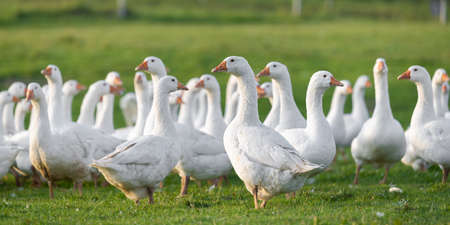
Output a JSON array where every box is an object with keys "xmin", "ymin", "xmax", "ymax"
[
  {"xmin": 95, "ymin": 72, "xmax": 123, "ymax": 134},
  {"xmin": 442, "ymin": 82, "xmax": 449, "ymax": 118},
  {"xmin": 127, "ymin": 72, "xmax": 151, "ymax": 140},
  {"xmin": 3, "ymin": 82, "xmax": 26, "ymax": 135},
  {"xmin": 257, "ymin": 62, "xmax": 306, "ymax": 131},
  {"xmin": 196, "ymin": 74, "xmax": 227, "ymax": 139},
  {"xmin": 120, "ymin": 93, "xmax": 137, "ymax": 127},
  {"xmin": 398, "ymin": 66, "xmax": 450, "ymax": 183},
  {"xmin": 91, "ymin": 76, "xmax": 186, "ymax": 204},
  {"xmin": 136, "ymin": 58, "xmax": 232, "ymax": 196},
  {"xmin": 431, "ymin": 69, "xmax": 449, "ymax": 118},
  {"xmin": 326, "ymin": 80, "xmax": 352, "ymax": 154},
  {"xmin": 212, "ymin": 56, "xmax": 322, "ymax": 209},
  {"xmin": 62, "ymin": 80, "xmax": 86, "ymax": 124},
  {"xmin": 257, "ymin": 82, "xmax": 274, "ymax": 104},
  {"xmin": 343, "ymin": 75, "xmax": 371, "ymax": 147},
  {"xmin": 224, "ymin": 76, "xmax": 239, "ymax": 124},
  {"xmin": 26, "ymin": 83, "xmax": 91, "ymax": 198},
  {"xmin": 277, "ymin": 71, "xmax": 341, "ymax": 177},
  {"xmin": 351, "ymin": 58, "xmax": 406, "ymax": 184}
]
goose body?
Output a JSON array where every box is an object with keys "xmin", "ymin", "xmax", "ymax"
[
  {"xmin": 92, "ymin": 76, "xmax": 184, "ymax": 203},
  {"xmin": 351, "ymin": 58, "xmax": 406, "ymax": 184},
  {"xmin": 398, "ymin": 66, "xmax": 450, "ymax": 183},
  {"xmin": 212, "ymin": 56, "xmax": 322, "ymax": 208}
]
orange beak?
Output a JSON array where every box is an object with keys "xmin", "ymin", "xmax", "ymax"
[
  {"xmin": 195, "ymin": 80, "xmax": 205, "ymax": 88},
  {"xmin": 377, "ymin": 61, "xmax": 384, "ymax": 71},
  {"xmin": 365, "ymin": 80, "xmax": 372, "ymax": 88},
  {"xmin": 346, "ymin": 86, "xmax": 353, "ymax": 94},
  {"xmin": 256, "ymin": 67, "xmax": 271, "ymax": 77},
  {"xmin": 25, "ymin": 90, "xmax": 34, "ymax": 101},
  {"xmin": 176, "ymin": 96, "xmax": 184, "ymax": 105},
  {"xmin": 330, "ymin": 76, "xmax": 343, "ymax": 86},
  {"xmin": 443, "ymin": 84, "xmax": 448, "ymax": 93},
  {"xmin": 135, "ymin": 60, "xmax": 148, "ymax": 71},
  {"xmin": 114, "ymin": 77, "xmax": 123, "ymax": 86},
  {"xmin": 76, "ymin": 83, "xmax": 86, "ymax": 91},
  {"xmin": 211, "ymin": 61, "xmax": 227, "ymax": 73},
  {"xmin": 41, "ymin": 67, "xmax": 52, "ymax": 76},
  {"xmin": 256, "ymin": 85, "xmax": 265, "ymax": 98},
  {"xmin": 12, "ymin": 96, "xmax": 20, "ymax": 103},
  {"xmin": 109, "ymin": 85, "xmax": 123, "ymax": 95},
  {"xmin": 397, "ymin": 70, "xmax": 411, "ymax": 80},
  {"xmin": 442, "ymin": 73, "xmax": 449, "ymax": 82},
  {"xmin": 178, "ymin": 82, "xmax": 188, "ymax": 90}
]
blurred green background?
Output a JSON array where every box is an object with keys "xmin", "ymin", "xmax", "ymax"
[{"xmin": 0, "ymin": 0, "xmax": 448, "ymax": 128}]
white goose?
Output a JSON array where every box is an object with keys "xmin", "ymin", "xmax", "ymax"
[
  {"xmin": 119, "ymin": 93, "xmax": 137, "ymax": 127},
  {"xmin": 257, "ymin": 62, "xmax": 306, "ymax": 131},
  {"xmin": 194, "ymin": 90, "xmax": 208, "ymax": 130},
  {"xmin": 327, "ymin": 80, "xmax": 352, "ymax": 152},
  {"xmin": 196, "ymin": 74, "xmax": 227, "ymax": 139},
  {"xmin": 11, "ymin": 100, "xmax": 34, "ymax": 181},
  {"xmin": 92, "ymin": 76, "xmax": 186, "ymax": 204},
  {"xmin": 135, "ymin": 58, "xmax": 232, "ymax": 196},
  {"xmin": 14, "ymin": 99, "xmax": 31, "ymax": 133},
  {"xmin": 211, "ymin": 56, "xmax": 322, "ymax": 209},
  {"xmin": 26, "ymin": 83, "xmax": 91, "ymax": 198},
  {"xmin": 62, "ymin": 80, "xmax": 86, "ymax": 123},
  {"xmin": 257, "ymin": 82, "xmax": 274, "ymax": 104},
  {"xmin": 343, "ymin": 75, "xmax": 371, "ymax": 147},
  {"xmin": 178, "ymin": 78, "xmax": 201, "ymax": 127},
  {"xmin": 127, "ymin": 72, "xmax": 151, "ymax": 140},
  {"xmin": 431, "ymin": 69, "xmax": 449, "ymax": 118},
  {"xmin": 95, "ymin": 71, "xmax": 123, "ymax": 134},
  {"xmin": 41, "ymin": 65, "xmax": 65, "ymax": 131},
  {"xmin": 351, "ymin": 58, "xmax": 406, "ymax": 184},
  {"xmin": 398, "ymin": 66, "xmax": 450, "ymax": 183},
  {"xmin": 263, "ymin": 78, "xmax": 280, "ymax": 129},
  {"xmin": 3, "ymin": 82, "xmax": 26, "ymax": 135},
  {"xmin": 279, "ymin": 71, "xmax": 342, "ymax": 175}
]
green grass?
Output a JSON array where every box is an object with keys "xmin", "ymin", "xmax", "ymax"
[
  {"xmin": 1, "ymin": 157, "xmax": 449, "ymax": 224},
  {"xmin": 0, "ymin": 1, "xmax": 449, "ymax": 224}
]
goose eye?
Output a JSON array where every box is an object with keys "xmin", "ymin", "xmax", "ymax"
[
  {"xmin": 273, "ymin": 65, "xmax": 277, "ymax": 68},
  {"xmin": 323, "ymin": 74, "xmax": 327, "ymax": 78},
  {"xmin": 151, "ymin": 59, "xmax": 155, "ymax": 63},
  {"xmin": 413, "ymin": 68, "xmax": 418, "ymax": 72},
  {"xmin": 171, "ymin": 79, "xmax": 175, "ymax": 82},
  {"xmin": 207, "ymin": 78, "xmax": 210, "ymax": 80},
  {"xmin": 230, "ymin": 59, "xmax": 234, "ymax": 62}
]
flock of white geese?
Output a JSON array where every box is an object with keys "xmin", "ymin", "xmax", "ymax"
[{"xmin": 0, "ymin": 56, "xmax": 449, "ymax": 209}]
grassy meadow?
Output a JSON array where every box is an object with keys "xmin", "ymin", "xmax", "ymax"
[{"xmin": 0, "ymin": 0, "xmax": 449, "ymax": 224}]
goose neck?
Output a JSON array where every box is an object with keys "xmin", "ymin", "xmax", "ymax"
[
  {"xmin": 411, "ymin": 80, "xmax": 436, "ymax": 127},
  {"xmin": 14, "ymin": 105, "xmax": 27, "ymax": 132},
  {"xmin": 47, "ymin": 81, "xmax": 64, "ymax": 129},
  {"xmin": 95, "ymin": 94, "xmax": 115, "ymax": 133},
  {"xmin": 3, "ymin": 103, "xmax": 15, "ymax": 134},
  {"xmin": 432, "ymin": 82, "xmax": 444, "ymax": 117},
  {"xmin": 152, "ymin": 89, "xmax": 176, "ymax": 136},
  {"xmin": 305, "ymin": 86, "xmax": 328, "ymax": 135},
  {"xmin": 443, "ymin": 90, "xmax": 449, "ymax": 112},
  {"xmin": 234, "ymin": 72, "xmax": 260, "ymax": 126},
  {"xmin": 328, "ymin": 90, "xmax": 346, "ymax": 117},
  {"xmin": 373, "ymin": 72, "xmax": 393, "ymax": 119},
  {"xmin": 351, "ymin": 87, "xmax": 369, "ymax": 120},
  {"xmin": 77, "ymin": 89, "xmax": 99, "ymax": 126},
  {"xmin": 205, "ymin": 88, "xmax": 223, "ymax": 127},
  {"xmin": 29, "ymin": 98, "xmax": 51, "ymax": 142},
  {"xmin": 132, "ymin": 85, "xmax": 150, "ymax": 137},
  {"xmin": 177, "ymin": 90, "xmax": 197, "ymax": 126},
  {"xmin": 63, "ymin": 94, "xmax": 73, "ymax": 123}
]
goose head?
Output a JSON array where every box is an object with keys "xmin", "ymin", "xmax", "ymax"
[
  {"xmin": 25, "ymin": 83, "xmax": 44, "ymax": 102},
  {"xmin": 0, "ymin": 91, "xmax": 19, "ymax": 106},
  {"xmin": 135, "ymin": 56, "xmax": 167, "ymax": 78},
  {"xmin": 41, "ymin": 64, "xmax": 63, "ymax": 85},
  {"xmin": 8, "ymin": 81, "xmax": 27, "ymax": 99},
  {"xmin": 63, "ymin": 80, "xmax": 86, "ymax": 97},
  {"xmin": 89, "ymin": 80, "xmax": 122, "ymax": 98},
  {"xmin": 195, "ymin": 74, "xmax": 220, "ymax": 92},
  {"xmin": 157, "ymin": 76, "xmax": 188, "ymax": 94},
  {"xmin": 257, "ymin": 82, "xmax": 273, "ymax": 99},
  {"xmin": 432, "ymin": 68, "xmax": 449, "ymax": 86},
  {"xmin": 134, "ymin": 72, "xmax": 149, "ymax": 91},
  {"xmin": 373, "ymin": 58, "xmax": 388, "ymax": 76},
  {"xmin": 335, "ymin": 80, "xmax": 353, "ymax": 96},
  {"xmin": 16, "ymin": 99, "xmax": 32, "ymax": 113},
  {"xmin": 354, "ymin": 75, "xmax": 371, "ymax": 91},
  {"xmin": 310, "ymin": 71, "xmax": 343, "ymax": 90},
  {"xmin": 256, "ymin": 61, "xmax": 289, "ymax": 81},
  {"xmin": 211, "ymin": 56, "xmax": 252, "ymax": 77},
  {"xmin": 106, "ymin": 71, "xmax": 123, "ymax": 87},
  {"xmin": 397, "ymin": 65, "xmax": 431, "ymax": 83},
  {"xmin": 185, "ymin": 77, "xmax": 202, "ymax": 93}
]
